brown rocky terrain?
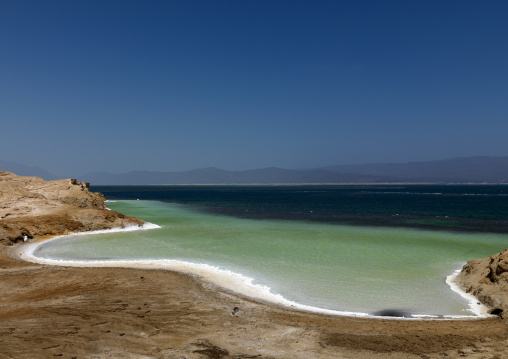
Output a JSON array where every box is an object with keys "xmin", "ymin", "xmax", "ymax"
[
  {"xmin": 1, "ymin": 171, "xmax": 508, "ymax": 359},
  {"xmin": 456, "ymin": 250, "xmax": 508, "ymax": 320},
  {"xmin": 0, "ymin": 171, "xmax": 144, "ymax": 245}
]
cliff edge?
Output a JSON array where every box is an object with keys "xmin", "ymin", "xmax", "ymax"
[
  {"xmin": 456, "ymin": 250, "xmax": 508, "ymax": 319},
  {"xmin": 0, "ymin": 171, "xmax": 144, "ymax": 245}
]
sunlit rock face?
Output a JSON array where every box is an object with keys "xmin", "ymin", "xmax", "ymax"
[
  {"xmin": 456, "ymin": 249, "xmax": 508, "ymax": 319},
  {"xmin": 0, "ymin": 171, "xmax": 144, "ymax": 245}
]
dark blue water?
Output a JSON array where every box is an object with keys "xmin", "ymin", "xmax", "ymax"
[{"xmin": 92, "ymin": 185, "xmax": 508, "ymax": 233}]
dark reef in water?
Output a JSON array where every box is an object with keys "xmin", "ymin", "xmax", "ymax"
[
  {"xmin": 194, "ymin": 205, "xmax": 508, "ymax": 234},
  {"xmin": 92, "ymin": 184, "xmax": 508, "ymax": 234}
]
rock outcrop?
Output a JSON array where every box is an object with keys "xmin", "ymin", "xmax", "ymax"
[
  {"xmin": 0, "ymin": 171, "xmax": 144, "ymax": 245},
  {"xmin": 455, "ymin": 250, "xmax": 508, "ymax": 319}
]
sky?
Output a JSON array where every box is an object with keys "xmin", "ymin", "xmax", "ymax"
[{"xmin": 1, "ymin": 0, "xmax": 507, "ymax": 177}]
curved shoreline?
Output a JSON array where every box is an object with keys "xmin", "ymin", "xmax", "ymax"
[
  {"xmin": 4, "ymin": 172, "xmax": 508, "ymax": 357},
  {"xmin": 446, "ymin": 270, "xmax": 492, "ymax": 317},
  {"xmin": 15, "ymin": 225, "xmax": 490, "ymax": 320}
]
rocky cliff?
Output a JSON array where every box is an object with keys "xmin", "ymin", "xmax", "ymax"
[
  {"xmin": 0, "ymin": 171, "xmax": 144, "ymax": 245},
  {"xmin": 456, "ymin": 250, "xmax": 508, "ymax": 319}
]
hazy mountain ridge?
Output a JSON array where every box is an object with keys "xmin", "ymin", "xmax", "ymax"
[
  {"xmin": 80, "ymin": 156, "xmax": 508, "ymax": 185},
  {"xmin": 1, "ymin": 157, "xmax": 507, "ymax": 185},
  {"xmin": 0, "ymin": 159, "xmax": 57, "ymax": 180},
  {"xmin": 81, "ymin": 167, "xmax": 392, "ymax": 185},
  {"xmin": 320, "ymin": 156, "xmax": 508, "ymax": 183}
]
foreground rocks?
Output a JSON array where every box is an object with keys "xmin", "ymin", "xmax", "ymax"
[
  {"xmin": 0, "ymin": 171, "xmax": 144, "ymax": 244},
  {"xmin": 456, "ymin": 250, "xmax": 508, "ymax": 319}
]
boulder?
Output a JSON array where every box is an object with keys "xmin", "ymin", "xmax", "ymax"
[{"xmin": 455, "ymin": 249, "xmax": 508, "ymax": 318}]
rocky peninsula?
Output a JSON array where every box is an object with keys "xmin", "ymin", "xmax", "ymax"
[
  {"xmin": 456, "ymin": 250, "xmax": 508, "ymax": 320},
  {"xmin": 0, "ymin": 171, "xmax": 144, "ymax": 244},
  {"xmin": 1, "ymin": 172, "xmax": 508, "ymax": 359}
]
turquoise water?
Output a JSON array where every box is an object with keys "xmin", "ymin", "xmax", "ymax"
[{"xmin": 33, "ymin": 199, "xmax": 508, "ymax": 317}]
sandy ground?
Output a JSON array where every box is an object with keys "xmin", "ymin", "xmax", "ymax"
[
  {"xmin": 2, "ymin": 172, "xmax": 508, "ymax": 359},
  {"xmin": 3, "ymin": 245, "xmax": 508, "ymax": 359}
]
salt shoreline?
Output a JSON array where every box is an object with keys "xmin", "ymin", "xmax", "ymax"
[
  {"xmin": 16, "ymin": 224, "xmax": 490, "ymax": 320},
  {"xmin": 5, "ymin": 171, "xmax": 508, "ymax": 357}
]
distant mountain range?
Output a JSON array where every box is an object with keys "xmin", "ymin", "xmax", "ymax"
[
  {"xmin": 0, "ymin": 159, "xmax": 57, "ymax": 181},
  {"xmin": 2, "ymin": 156, "xmax": 507, "ymax": 185},
  {"xmin": 81, "ymin": 156, "xmax": 508, "ymax": 184},
  {"xmin": 81, "ymin": 167, "xmax": 392, "ymax": 185},
  {"xmin": 319, "ymin": 156, "xmax": 508, "ymax": 184}
]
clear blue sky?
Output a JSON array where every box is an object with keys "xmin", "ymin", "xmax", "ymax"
[{"xmin": 1, "ymin": 0, "xmax": 507, "ymax": 177}]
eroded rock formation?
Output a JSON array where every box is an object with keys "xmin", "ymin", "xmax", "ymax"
[
  {"xmin": 456, "ymin": 249, "xmax": 508, "ymax": 318},
  {"xmin": 0, "ymin": 171, "xmax": 144, "ymax": 245}
]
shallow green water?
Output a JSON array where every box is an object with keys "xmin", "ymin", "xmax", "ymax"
[{"xmin": 35, "ymin": 200, "xmax": 508, "ymax": 317}]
